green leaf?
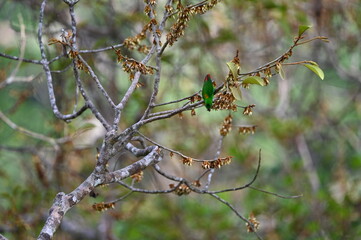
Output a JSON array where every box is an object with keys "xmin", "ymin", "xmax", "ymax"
[
  {"xmin": 242, "ymin": 76, "xmax": 265, "ymax": 86},
  {"xmin": 226, "ymin": 61, "xmax": 240, "ymax": 79},
  {"xmin": 298, "ymin": 25, "xmax": 311, "ymax": 36},
  {"xmin": 303, "ymin": 63, "xmax": 324, "ymax": 80},
  {"xmin": 230, "ymin": 85, "xmax": 242, "ymax": 100}
]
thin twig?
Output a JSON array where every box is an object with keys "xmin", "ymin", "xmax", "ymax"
[
  {"xmin": 137, "ymin": 131, "xmax": 226, "ymax": 162},
  {"xmin": 153, "ymin": 164, "xmax": 184, "ymax": 182},
  {"xmin": 296, "ymin": 36, "xmax": 329, "ymax": 46},
  {"xmin": 206, "ymin": 149, "xmax": 261, "ymax": 194},
  {"xmin": 76, "ymin": 54, "xmax": 116, "ymax": 108},
  {"xmin": 0, "ymin": 52, "xmax": 42, "ymax": 64},
  {"xmin": 79, "ymin": 43, "xmax": 124, "ymax": 54},
  {"xmin": 113, "ymin": 44, "xmax": 157, "ymax": 129},
  {"xmin": 0, "ymin": 110, "xmax": 60, "ymax": 147},
  {"xmin": 117, "ymin": 180, "xmax": 180, "ymax": 194},
  {"xmin": 204, "ymin": 136, "xmax": 224, "ymax": 190},
  {"xmin": 66, "ymin": 4, "xmax": 111, "ymax": 130},
  {"xmin": 38, "ymin": 0, "xmax": 89, "ymax": 122},
  {"xmin": 249, "ymin": 186, "xmax": 303, "ymax": 199},
  {"xmin": 208, "ymin": 193, "xmax": 263, "ymax": 240},
  {"xmin": 0, "ymin": 15, "xmax": 26, "ymax": 89}
]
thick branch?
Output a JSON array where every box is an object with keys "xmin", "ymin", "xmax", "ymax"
[
  {"xmin": 37, "ymin": 174, "xmax": 96, "ymax": 240},
  {"xmin": 125, "ymin": 142, "xmax": 155, "ymax": 157},
  {"xmin": 104, "ymin": 146, "xmax": 162, "ymax": 184},
  {"xmin": 38, "ymin": 146, "xmax": 162, "ymax": 239}
]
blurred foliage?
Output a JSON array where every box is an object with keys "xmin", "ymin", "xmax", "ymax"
[{"xmin": 1, "ymin": 0, "xmax": 361, "ymax": 239}]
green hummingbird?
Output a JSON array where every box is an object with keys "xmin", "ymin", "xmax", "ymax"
[{"xmin": 202, "ymin": 74, "xmax": 215, "ymax": 111}]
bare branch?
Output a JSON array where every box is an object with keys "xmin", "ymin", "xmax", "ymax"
[
  {"xmin": 117, "ymin": 180, "xmax": 180, "ymax": 194},
  {"xmin": 151, "ymin": 92, "xmax": 197, "ymax": 108},
  {"xmin": 38, "ymin": 0, "xmax": 89, "ymax": 122},
  {"xmin": 153, "ymin": 164, "xmax": 184, "ymax": 182},
  {"xmin": 79, "ymin": 43, "xmax": 124, "ymax": 54},
  {"xmin": 70, "ymin": 59, "xmax": 111, "ymax": 130},
  {"xmin": 0, "ymin": 52, "xmax": 42, "ymax": 64},
  {"xmin": 208, "ymin": 193, "xmax": 263, "ymax": 240},
  {"xmin": 0, "ymin": 233, "xmax": 9, "ymax": 240},
  {"xmin": 0, "ymin": 15, "xmax": 26, "ymax": 89},
  {"xmin": 38, "ymin": 146, "xmax": 162, "ymax": 239},
  {"xmin": 104, "ymin": 146, "xmax": 163, "ymax": 184},
  {"xmin": 206, "ymin": 149, "xmax": 261, "ymax": 194},
  {"xmin": 0, "ymin": 44, "xmax": 124, "ymax": 65},
  {"xmin": 0, "ymin": 110, "xmax": 63, "ymax": 147},
  {"xmin": 125, "ymin": 142, "xmax": 156, "ymax": 157},
  {"xmin": 114, "ymin": 45, "xmax": 157, "ymax": 128},
  {"xmin": 137, "ymin": 131, "xmax": 227, "ymax": 163},
  {"xmin": 205, "ymin": 136, "xmax": 225, "ymax": 190},
  {"xmin": 296, "ymin": 134, "xmax": 320, "ymax": 192},
  {"xmin": 76, "ymin": 54, "xmax": 116, "ymax": 108},
  {"xmin": 38, "ymin": 175, "xmax": 95, "ymax": 240},
  {"xmin": 249, "ymin": 186, "xmax": 303, "ymax": 199}
]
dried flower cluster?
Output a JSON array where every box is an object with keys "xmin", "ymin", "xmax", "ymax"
[
  {"xmin": 165, "ymin": 4, "xmax": 173, "ymax": 15},
  {"xmin": 189, "ymin": 94, "xmax": 202, "ymax": 103},
  {"xmin": 144, "ymin": 0, "xmax": 157, "ymax": 16},
  {"xmin": 144, "ymin": 0, "xmax": 156, "ymax": 4},
  {"xmin": 192, "ymin": 180, "xmax": 201, "ymax": 187},
  {"xmin": 166, "ymin": 7, "xmax": 191, "ymax": 46},
  {"xmin": 181, "ymin": 157, "xmax": 193, "ymax": 166},
  {"xmin": 114, "ymin": 49, "xmax": 154, "ymax": 77},
  {"xmin": 48, "ymin": 29, "xmax": 73, "ymax": 47},
  {"xmin": 178, "ymin": 112, "xmax": 184, "ymax": 119},
  {"xmin": 170, "ymin": 183, "xmax": 191, "ymax": 196},
  {"xmin": 191, "ymin": 0, "xmax": 221, "ymax": 14},
  {"xmin": 246, "ymin": 213, "xmax": 260, "ymax": 232},
  {"xmin": 166, "ymin": 0, "xmax": 220, "ymax": 46},
  {"xmin": 224, "ymin": 51, "xmax": 242, "ymax": 100},
  {"xmin": 131, "ymin": 171, "xmax": 144, "ymax": 182},
  {"xmin": 92, "ymin": 202, "xmax": 115, "ymax": 212},
  {"xmin": 231, "ymin": 50, "xmax": 241, "ymax": 66},
  {"xmin": 243, "ymin": 104, "xmax": 255, "ymax": 116},
  {"xmin": 75, "ymin": 58, "xmax": 89, "ymax": 73},
  {"xmin": 262, "ymin": 76, "xmax": 270, "ymax": 85},
  {"xmin": 123, "ymin": 59, "xmax": 154, "ymax": 75},
  {"xmin": 238, "ymin": 126, "xmax": 256, "ymax": 135},
  {"xmin": 68, "ymin": 49, "xmax": 78, "ymax": 59},
  {"xmin": 48, "ymin": 38, "xmax": 66, "ymax": 46},
  {"xmin": 220, "ymin": 114, "xmax": 233, "ymax": 136},
  {"xmin": 212, "ymin": 91, "xmax": 237, "ymax": 111},
  {"xmin": 202, "ymin": 156, "xmax": 232, "ymax": 169},
  {"xmin": 123, "ymin": 19, "xmax": 158, "ymax": 54},
  {"xmin": 48, "ymin": 33, "xmax": 92, "ymax": 73}
]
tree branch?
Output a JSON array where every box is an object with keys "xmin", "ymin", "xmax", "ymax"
[
  {"xmin": 0, "ymin": 234, "xmax": 8, "ymax": 240},
  {"xmin": 206, "ymin": 149, "xmax": 261, "ymax": 194},
  {"xmin": 38, "ymin": 146, "xmax": 162, "ymax": 239},
  {"xmin": 38, "ymin": 0, "xmax": 89, "ymax": 122},
  {"xmin": 208, "ymin": 193, "xmax": 263, "ymax": 240},
  {"xmin": 104, "ymin": 146, "xmax": 163, "ymax": 184}
]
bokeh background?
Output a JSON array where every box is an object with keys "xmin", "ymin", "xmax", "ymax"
[{"xmin": 0, "ymin": 0, "xmax": 360, "ymax": 239}]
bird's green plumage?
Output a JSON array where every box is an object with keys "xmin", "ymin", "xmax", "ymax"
[{"xmin": 202, "ymin": 74, "xmax": 215, "ymax": 111}]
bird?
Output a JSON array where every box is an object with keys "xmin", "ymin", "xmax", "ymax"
[{"xmin": 202, "ymin": 74, "xmax": 215, "ymax": 111}]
